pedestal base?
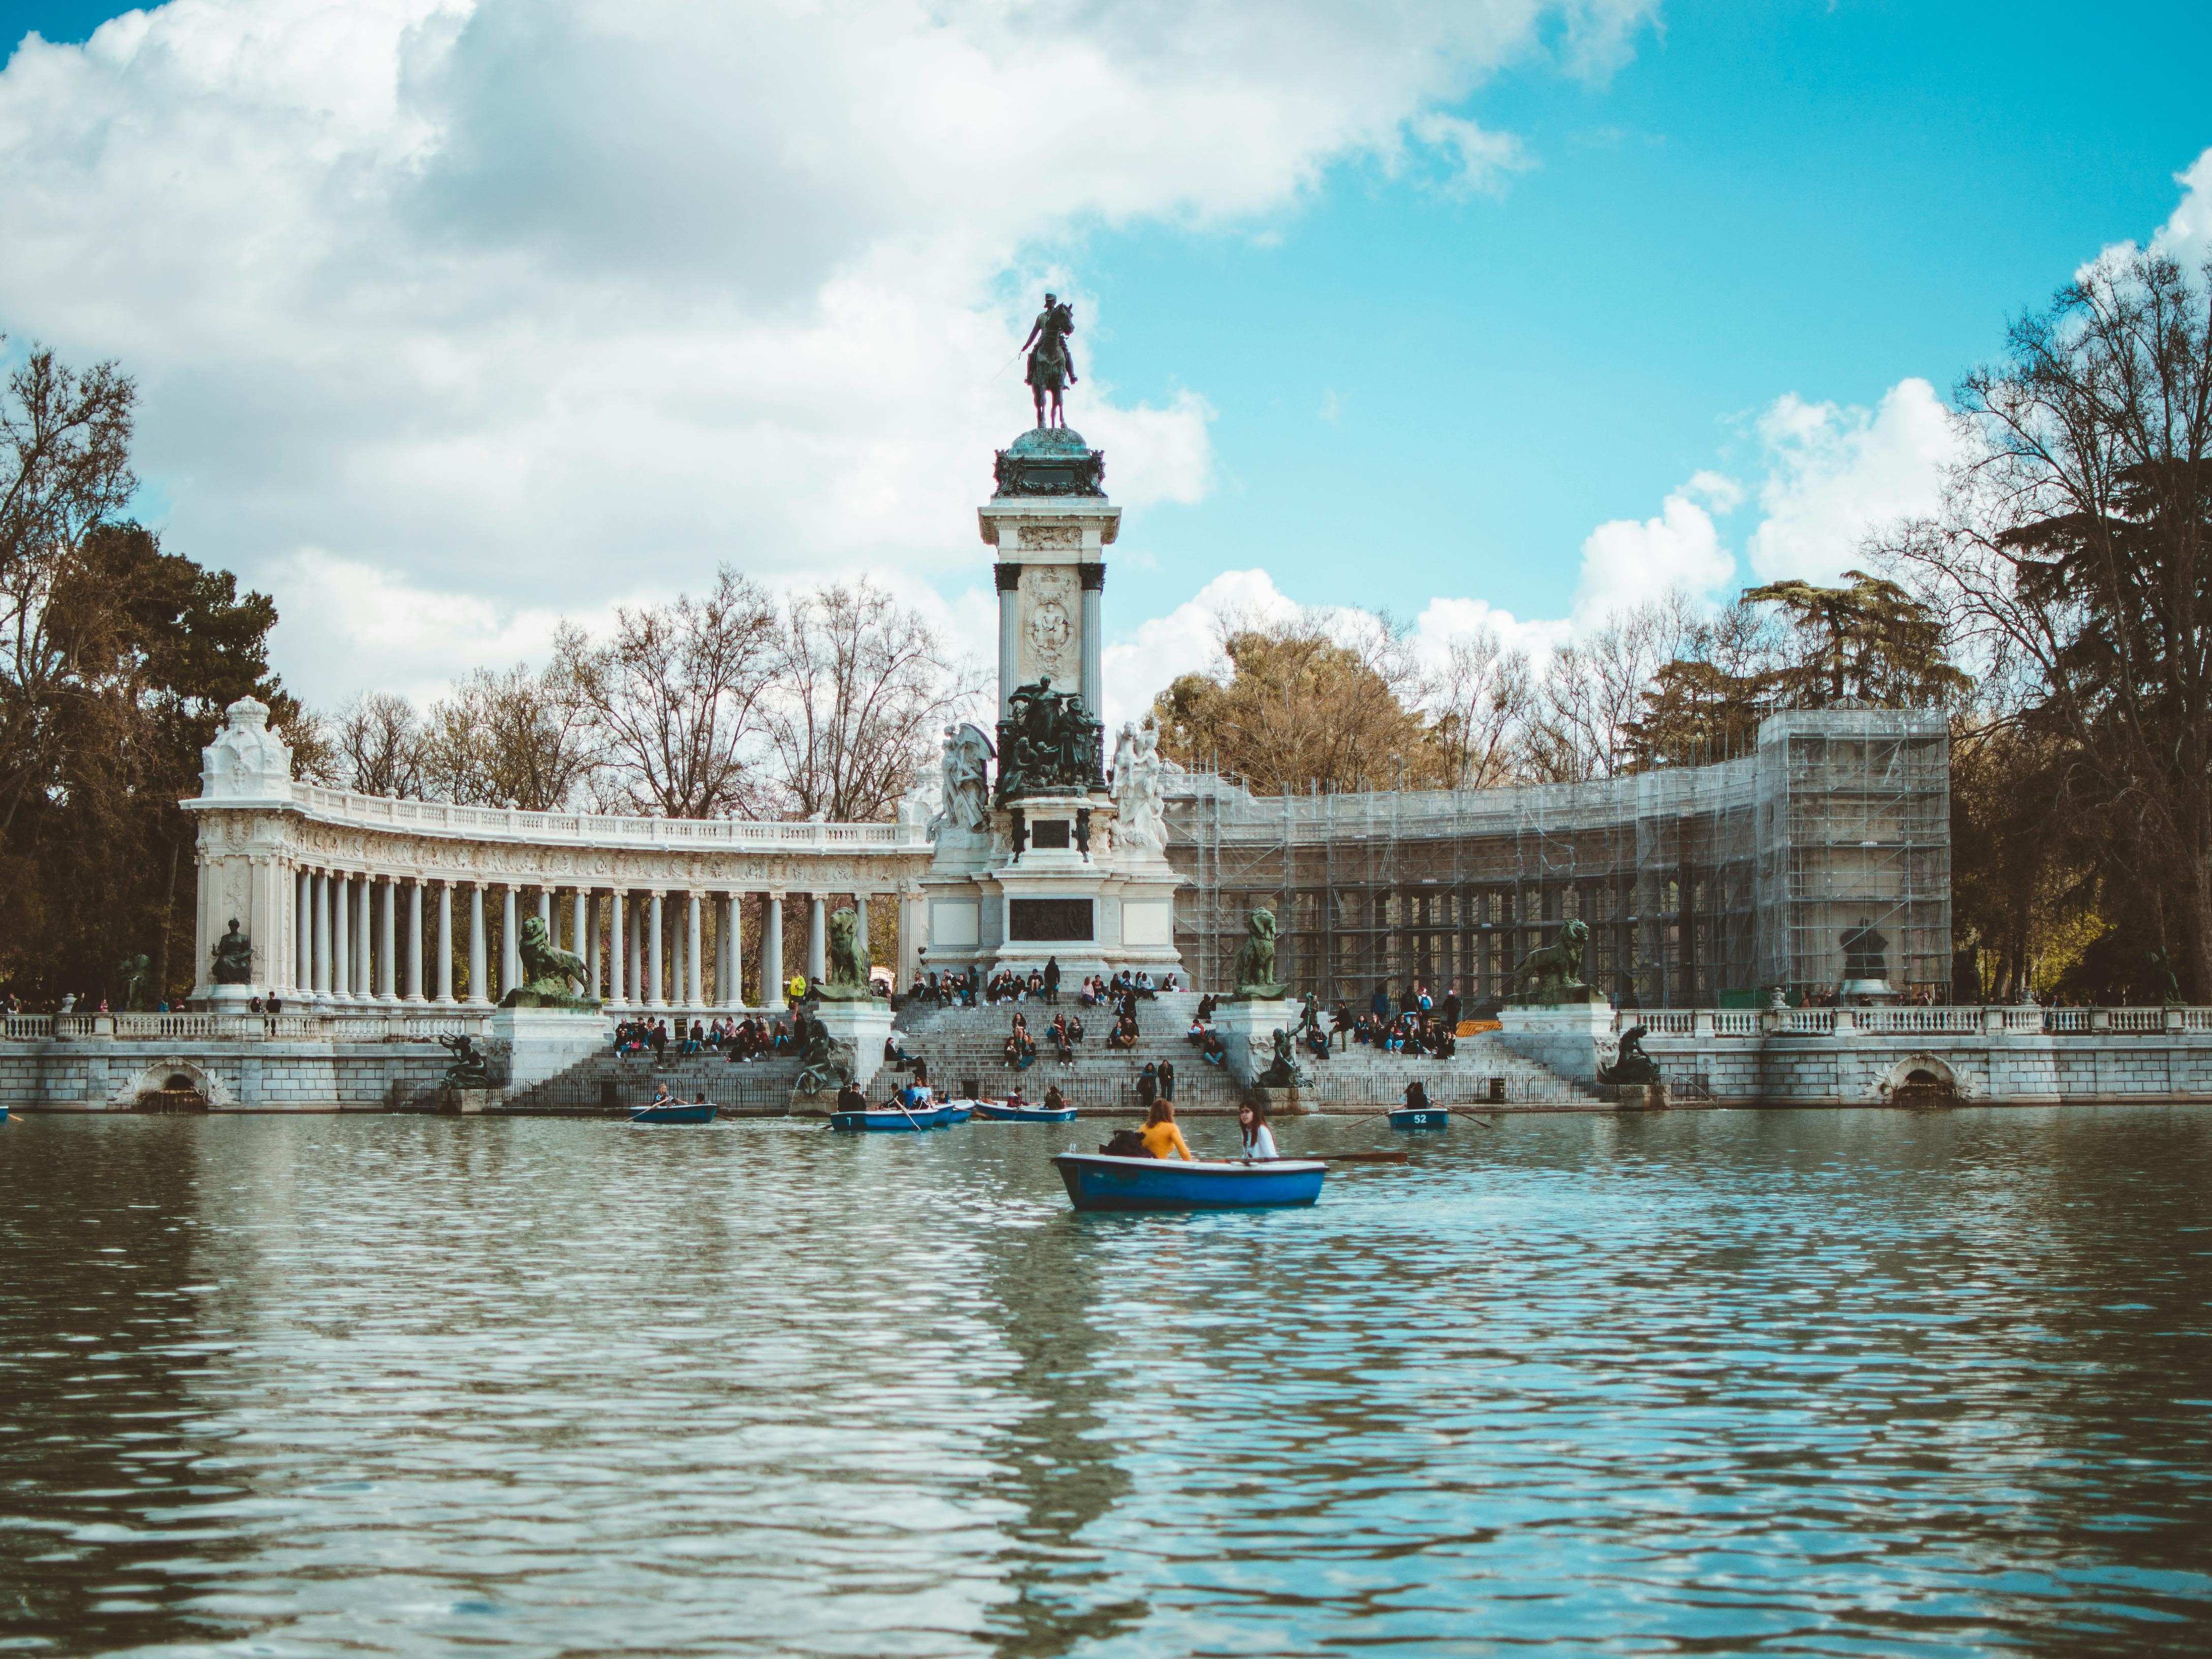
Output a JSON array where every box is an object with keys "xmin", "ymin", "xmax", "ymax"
[
  {"xmin": 1611, "ymin": 1082, "xmax": 1670, "ymax": 1111},
  {"xmin": 1212, "ymin": 998, "xmax": 1298, "ymax": 1090},
  {"xmin": 196, "ymin": 984, "xmax": 260, "ymax": 1016},
  {"xmin": 1496, "ymin": 1003, "xmax": 1616, "ymax": 1083},
  {"xmin": 791, "ymin": 1000, "xmax": 898, "ymax": 1114},
  {"xmin": 489, "ymin": 1007, "xmax": 608, "ymax": 1095}
]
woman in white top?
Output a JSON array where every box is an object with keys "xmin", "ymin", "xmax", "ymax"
[{"xmin": 1237, "ymin": 1100, "xmax": 1278, "ymax": 1161}]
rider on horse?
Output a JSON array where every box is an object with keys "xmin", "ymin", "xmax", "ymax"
[{"xmin": 1022, "ymin": 294, "xmax": 1078, "ymax": 427}]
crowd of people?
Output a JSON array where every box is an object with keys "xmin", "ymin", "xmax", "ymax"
[
  {"xmin": 609, "ymin": 1015, "xmax": 800, "ymax": 1062},
  {"xmin": 904, "ymin": 960, "xmax": 1178, "ymax": 1009}
]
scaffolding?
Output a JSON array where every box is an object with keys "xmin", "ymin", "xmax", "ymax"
[{"xmin": 1161, "ymin": 708, "xmax": 1950, "ymax": 1008}]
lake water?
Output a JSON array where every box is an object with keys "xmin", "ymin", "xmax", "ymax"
[{"xmin": 4, "ymin": 1107, "xmax": 2210, "ymax": 1657}]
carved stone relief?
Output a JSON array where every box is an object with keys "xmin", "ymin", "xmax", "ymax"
[{"xmin": 1017, "ymin": 563, "xmax": 1081, "ymax": 686}]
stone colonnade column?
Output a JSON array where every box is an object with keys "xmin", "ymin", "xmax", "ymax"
[
  {"xmin": 296, "ymin": 871, "xmax": 312, "ymax": 994},
  {"xmin": 762, "ymin": 893, "xmax": 784, "ymax": 1011},
  {"xmin": 628, "ymin": 899, "xmax": 644, "ymax": 1008},
  {"xmin": 647, "ymin": 893, "xmax": 665, "ymax": 1007},
  {"xmin": 332, "ymin": 874, "xmax": 352, "ymax": 1002},
  {"xmin": 670, "ymin": 899, "xmax": 686, "ymax": 1011},
  {"xmin": 718, "ymin": 896, "xmax": 738, "ymax": 1009},
  {"xmin": 538, "ymin": 888, "xmax": 552, "ymax": 941},
  {"xmin": 436, "ymin": 883, "xmax": 454, "ymax": 1004},
  {"xmin": 501, "ymin": 884, "xmax": 521, "ymax": 999},
  {"xmin": 681, "ymin": 902, "xmax": 699, "ymax": 1008},
  {"xmin": 571, "ymin": 887, "xmax": 588, "ymax": 965},
  {"xmin": 468, "ymin": 884, "xmax": 489, "ymax": 1006},
  {"xmin": 355, "ymin": 878, "xmax": 372, "ymax": 1004},
  {"xmin": 808, "ymin": 895, "xmax": 827, "ymax": 984},
  {"xmin": 608, "ymin": 890, "xmax": 627, "ymax": 1006},
  {"xmin": 377, "ymin": 879, "xmax": 396, "ymax": 1002},
  {"xmin": 405, "ymin": 881, "xmax": 424, "ymax": 1002},
  {"xmin": 314, "ymin": 872, "xmax": 332, "ymax": 1001}
]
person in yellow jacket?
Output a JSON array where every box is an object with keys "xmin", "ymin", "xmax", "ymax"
[
  {"xmin": 787, "ymin": 972, "xmax": 808, "ymax": 1003},
  {"xmin": 1138, "ymin": 1100, "xmax": 1193, "ymax": 1161}
]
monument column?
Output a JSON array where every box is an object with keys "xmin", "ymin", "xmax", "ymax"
[
  {"xmin": 646, "ymin": 892, "xmax": 665, "ymax": 1007},
  {"xmin": 995, "ymin": 562, "xmax": 1022, "ymax": 718},
  {"xmin": 354, "ymin": 877, "xmax": 372, "ymax": 1003},
  {"xmin": 807, "ymin": 895, "xmax": 827, "ymax": 984},
  {"xmin": 467, "ymin": 884, "xmax": 489, "ymax": 1006},
  {"xmin": 762, "ymin": 892, "xmax": 784, "ymax": 1010},
  {"xmin": 853, "ymin": 892, "xmax": 870, "ymax": 973},
  {"xmin": 537, "ymin": 887, "xmax": 553, "ymax": 939},
  {"xmin": 1080, "ymin": 563, "xmax": 1105, "ymax": 719},
  {"xmin": 571, "ymin": 886, "xmax": 588, "ymax": 965},
  {"xmin": 435, "ymin": 882, "xmax": 454, "ymax": 1004}
]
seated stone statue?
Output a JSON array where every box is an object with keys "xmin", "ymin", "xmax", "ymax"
[
  {"xmin": 1597, "ymin": 1024, "xmax": 1661, "ymax": 1087},
  {"xmin": 438, "ymin": 1033, "xmax": 493, "ymax": 1089},
  {"xmin": 1254, "ymin": 1024, "xmax": 1305, "ymax": 1088},
  {"xmin": 210, "ymin": 919, "xmax": 253, "ymax": 985}
]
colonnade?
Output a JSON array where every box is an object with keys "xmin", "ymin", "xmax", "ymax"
[{"xmin": 271, "ymin": 870, "xmax": 887, "ymax": 1011}]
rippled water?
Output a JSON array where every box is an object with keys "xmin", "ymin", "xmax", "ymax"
[{"xmin": 4, "ymin": 1108, "xmax": 2211, "ymax": 1656}]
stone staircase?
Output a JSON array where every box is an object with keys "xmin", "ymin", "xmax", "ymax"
[
  {"xmin": 889, "ymin": 992, "xmax": 1594, "ymax": 1112},
  {"xmin": 497, "ymin": 1047, "xmax": 807, "ymax": 1115}
]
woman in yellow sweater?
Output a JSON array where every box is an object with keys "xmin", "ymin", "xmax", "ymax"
[{"xmin": 1139, "ymin": 1100, "xmax": 1194, "ymax": 1161}]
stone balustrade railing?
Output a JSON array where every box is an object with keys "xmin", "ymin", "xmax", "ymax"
[
  {"xmin": 5, "ymin": 1010, "xmax": 504, "ymax": 1043},
  {"xmin": 286, "ymin": 783, "xmax": 930, "ymax": 849},
  {"xmin": 1610, "ymin": 1006, "xmax": 2212, "ymax": 1038}
]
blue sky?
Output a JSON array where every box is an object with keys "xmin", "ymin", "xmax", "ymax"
[{"xmin": 2, "ymin": 1, "xmax": 2208, "ymax": 721}]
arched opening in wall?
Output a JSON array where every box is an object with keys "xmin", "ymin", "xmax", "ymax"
[
  {"xmin": 1892, "ymin": 1066, "xmax": 1956, "ymax": 1109},
  {"xmin": 138, "ymin": 1073, "xmax": 210, "ymax": 1114}
]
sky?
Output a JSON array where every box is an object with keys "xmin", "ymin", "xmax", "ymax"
[{"xmin": 2, "ymin": 0, "xmax": 2209, "ymax": 732}]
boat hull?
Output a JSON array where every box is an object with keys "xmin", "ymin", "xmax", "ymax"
[
  {"xmin": 1390, "ymin": 1108, "xmax": 1450, "ymax": 1129},
  {"xmin": 1053, "ymin": 1153, "xmax": 1326, "ymax": 1212},
  {"xmin": 968, "ymin": 1099, "xmax": 1079, "ymax": 1123},
  {"xmin": 831, "ymin": 1105, "xmax": 957, "ymax": 1131},
  {"xmin": 630, "ymin": 1103, "xmax": 717, "ymax": 1125}
]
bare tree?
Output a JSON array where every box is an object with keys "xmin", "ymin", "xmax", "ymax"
[
  {"xmin": 1427, "ymin": 622, "xmax": 1533, "ymax": 789},
  {"xmin": 571, "ymin": 567, "xmax": 779, "ymax": 817},
  {"xmin": 424, "ymin": 635, "xmax": 599, "ymax": 810},
  {"xmin": 1524, "ymin": 594, "xmax": 1701, "ymax": 781},
  {"xmin": 765, "ymin": 581, "xmax": 979, "ymax": 820},
  {"xmin": 328, "ymin": 691, "xmax": 425, "ymax": 797}
]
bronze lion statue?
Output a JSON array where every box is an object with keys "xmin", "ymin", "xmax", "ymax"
[
  {"xmin": 1232, "ymin": 906, "xmax": 1284, "ymax": 998},
  {"xmin": 1511, "ymin": 917, "xmax": 1589, "ymax": 1004}
]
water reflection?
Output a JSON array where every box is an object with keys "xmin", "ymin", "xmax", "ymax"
[{"xmin": 1, "ymin": 1108, "xmax": 2209, "ymax": 1655}]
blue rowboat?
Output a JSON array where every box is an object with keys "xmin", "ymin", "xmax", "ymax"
[
  {"xmin": 1390, "ymin": 1107, "xmax": 1450, "ymax": 1129},
  {"xmin": 943, "ymin": 1104, "xmax": 974, "ymax": 1124},
  {"xmin": 969, "ymin": 1099, "xmax": 1079, "ymax": 1123},
  {"xmin": 631, "ymin": 1102, "xmax": 717, "ymax": 1125},
  {"xmin": 831, "ymin": 1104, "xmax": 956, "ymax": 1132},
  {"xmin": 1052, "ymin": 1153, "xmax": 1326, "ymax": 1212}
]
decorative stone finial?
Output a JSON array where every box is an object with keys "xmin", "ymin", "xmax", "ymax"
[{"xmin": 199, "ymin": 695, "xmax": 294, "ymax": 801}]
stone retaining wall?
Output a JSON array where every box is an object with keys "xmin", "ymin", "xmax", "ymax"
[{"xmin": 3, "ymin": 1039, "xmax": 454, "ymax": 1112}]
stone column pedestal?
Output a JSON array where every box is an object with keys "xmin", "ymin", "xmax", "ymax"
[
  {"xmin": 1212, "ymin": 997, "xmax": 1298, "ymax": 1091},
  {"xmin": 488, "ymin": 1006, "xmax": 608, "ymax": 1098},
  {"xmin": 1496, "ymin": 1002, "xmax": 1616, "ymax": 1083},
  {"xmin": 792, "ymin": 999, "xmax": 898, "ymax": 1114}
]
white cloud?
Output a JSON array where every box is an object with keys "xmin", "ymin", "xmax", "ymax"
[
  {"xmin": 1744, "ymin": 377, "xmax": 1957, "ymax": 584},
  {"xmin": 2152, "ymin": 146, "xmax": 2212, "ymax": 268},
  {"xmin": 1101, "ymin": 567, "xmax": 1298, "ymax": 733},
  {"xmin": 0, "ymin": 0, "xmax": 1657, "ymax": 705},
  {"xmin": 1571, "ymin": 475, "xmax": 1737, "ymax": 625},
  {"xmin": 1408, "ymin": 595, "xmax": 1567, "ymax": 671}
]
